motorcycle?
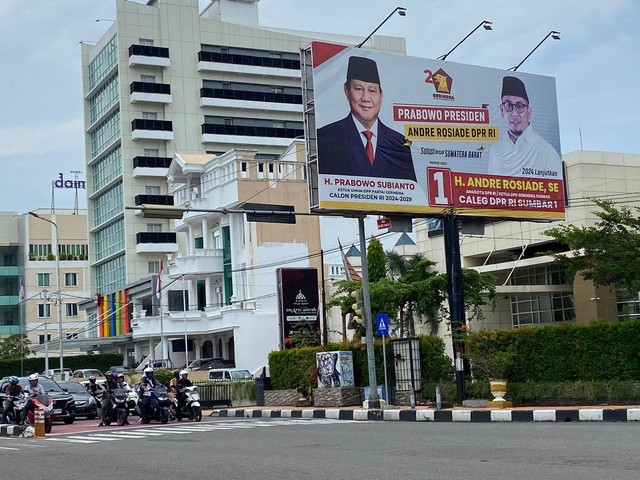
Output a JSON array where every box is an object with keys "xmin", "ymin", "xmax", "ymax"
[
  {"xmin": 127, "ymin": 389, "xmax": 139, "ymax": 417},
  {"xmin": 137, "ymin": 385, "xmax": 170, "ymax": 424},
  {"xmin": 172, "ymin": 385, "xmax": 202, "ymax": 422},
  {"xmin": 7, "ymin": 393, "xmax": 54, "ymax": 433},
  {"xmin": 99, "ymin": 388, "xmax": 129, "ymax": 426}
]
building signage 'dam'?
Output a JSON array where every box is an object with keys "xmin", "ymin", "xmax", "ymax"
[{"xmin": 53, "ymin": 172, "xmax": 86, "ymax": 189}]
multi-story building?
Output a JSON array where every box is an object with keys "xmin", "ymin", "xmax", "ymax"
[
  {"xmin": 415, "ymin": 150, "xmax": 640, "ymax": 350},
  {"xmin": 80, "ymin": 0, "xmax": 406, "ymax": 366},
  {"xmin": 0, "ymin": 210, "xmax": 90, "ymax": 363}
]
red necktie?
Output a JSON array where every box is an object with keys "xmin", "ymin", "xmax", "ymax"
[{"xmin": 362, "ymin": 130, "xmax": 374, "ymax": 165}]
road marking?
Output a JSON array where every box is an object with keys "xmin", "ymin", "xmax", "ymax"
[
  {"xmin": 47, "ymin": 437, "xmax": 99, "ymax": 444},
  {"xmin": 0, "ymin": 446, "xmax": 19, "ymax": 450}
]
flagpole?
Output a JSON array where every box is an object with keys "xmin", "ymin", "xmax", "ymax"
[
  {"xmin": 183, "ymin": 274, "xmax": 188, "ymax": 368},
  {"xmin": 157, "ymin": 260, "xmax": 164, "ymax": 366}
]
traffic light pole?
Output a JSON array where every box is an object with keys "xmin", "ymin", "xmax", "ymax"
[
  {"xmin": 443, "ymin": 212, "xmax": 466, "ymax": 404},
  {"xmin": 358, "ymin": 217, "xmax": 381, "ymax": 409}
]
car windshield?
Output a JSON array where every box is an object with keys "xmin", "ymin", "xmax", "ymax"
[
  {"xmin": 230, "ymin": 370, "xmax": 252, "ymax": 380},
  {"xmin": 59, "ymin": 382, "xmax": 89, "ymax": 394},
  {"xmin": 19, "ymin": 377, "xmax": 64, "ymax": 393}
]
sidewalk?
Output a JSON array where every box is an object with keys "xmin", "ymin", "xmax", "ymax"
[{"xmin": 209, "ymin": 404, "xmax": 640, "ymax": 423}]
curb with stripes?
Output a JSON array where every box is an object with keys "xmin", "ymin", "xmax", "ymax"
[
  {"xmin": 211, "ymin": 407, "xmax": 640, "ymax": 423},
  {"xmin": 0, "ymin": 424, "xmax": 23, "ymax": 437}
]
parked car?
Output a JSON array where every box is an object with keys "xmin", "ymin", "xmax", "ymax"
[
  {"xmin": 208, "ymin": 369, "xmax": 253, "ymax": 382},
  {"xmin": 72, "ymin": 369, "xmax": 103, "ymax": 379},
  {"xmin": 187, "ymin": 357, "xmax": 235, "ymax": 372},
  {"xmin": 136, "ymin": 359, "xmax": 174, "ymax": 371},
  {"xmin": 0, "ymin": 376, "xmax": 76, "ymax": 424},
  {"xmin": 58, "ymin": 381, "xmax": 98, "ymax": 419}
]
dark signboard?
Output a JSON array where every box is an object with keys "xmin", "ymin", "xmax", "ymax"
[{"xmin": 277, "ymin": 267, "xmax": 320, "ymax": 349}]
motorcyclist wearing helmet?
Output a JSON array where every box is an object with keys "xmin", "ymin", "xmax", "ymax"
[
  {"xmin": 168, "ymin": 369, "xmax": 180, "ymax": 418},
  {"xmin": 175, "ymin": 370, "xmax": 193, "ymax": 419},
  {"xmin": 116, "ymin": 373, "xmax": 131, "ymax": 393},
  {"xmin": 86, "ymin": 376, "xmax": 102, "ymax": 395},
  {"xmin": 138, "ymin": 367, "xmax": 160, "ymax": 421},
  {"xmin": 20, "ymin": 374, "xmax": 45, "ymax": 425},
  {"xmin": 1, "ymin": 376, "xmax": 24, "ymax": 424},
  {"xmin": 98, "ymin": 371, "xmax": 120, "ymax": 427}
]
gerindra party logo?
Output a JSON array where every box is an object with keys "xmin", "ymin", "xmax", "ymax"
[{"xmin": 425, "ymin": 68, "xmax": 454, "ymax": 100}]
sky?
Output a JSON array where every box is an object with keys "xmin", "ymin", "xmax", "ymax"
[{"xmin": 1, "ymin": 0, "xmax": 638, "ymax": 217}]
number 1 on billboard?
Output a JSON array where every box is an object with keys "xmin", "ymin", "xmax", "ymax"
[{"xmin": 427, "ymin": 168, "xmax": 452, "ymax": 206}]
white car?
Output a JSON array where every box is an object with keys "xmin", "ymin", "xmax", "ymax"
[{"xmin": 208, "ymin": 369, "xmax": 253, "ymax": 382}]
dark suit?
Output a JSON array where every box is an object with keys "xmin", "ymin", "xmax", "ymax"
[{"xmin": 317, "ymin": 115, "xmax": 416, "ymax": 181}]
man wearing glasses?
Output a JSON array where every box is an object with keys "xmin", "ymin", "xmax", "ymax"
[{"xmin": 488, "ymin": 76, "xmax": 561, "ymax": 178}]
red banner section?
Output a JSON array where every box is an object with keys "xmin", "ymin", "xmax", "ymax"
[
  {"xmin": 393, "ymin": 104, "xmax": 490, "ymax": 124},
  {"xmin": 427, "ymin": 168, "xmax": 564, "ymax": 214}
]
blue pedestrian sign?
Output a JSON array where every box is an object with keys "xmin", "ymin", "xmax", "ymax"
[{"xmin": 376, "ymin": 313, "xmax": 389, "ymax": 336}]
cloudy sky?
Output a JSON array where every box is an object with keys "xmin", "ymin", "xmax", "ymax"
[{"xmin": 1, "ymin": 0, "xmax": 638, "ymax": 215}]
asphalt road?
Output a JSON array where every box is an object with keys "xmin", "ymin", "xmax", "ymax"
[{"xmin": 1, "ymin": 417, "xmax": 639, "ymax": 479}]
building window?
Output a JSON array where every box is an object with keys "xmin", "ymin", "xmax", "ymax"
[
  {"xmin": 65, "ymin": 273, "xmax": 78, "ymax": 287},
  {"xmin": 65, "ymin": 303, "xmax": 78, "ymax": 317},
  {"xmin": 139, "ymin": 38, "xmax": 154, "ymax": 46},
  {"xmin": 38, "ymin": 304, "xmax": 51, "ymax": 318},
  {"xmin": 142, "ymin": 111, "xmax": 157, "ymax": 120},
  {"xmin": 145, "ymin": 186, "xmax": 161, "ymax": 195},
  {"xmin": 194, "ymin": 237, "xmax": 204, "ymax": 249},
  {"xmin": 168, "ymin": 290, "xmax": 188, "ymax": 311},
  {"xmin": 147, "ymin": 223, "xmax": 162, "ymax": 233},
  {"xmin": 141, "ymin": 75, "xmax": 156, "ymax": 83},
  {"xmin": 39, "ymin": 334, "xmax": 52, "ymax": 345},
  {"xmin": 148, "ymin": 261, "xmax": 160, "ymax": 274},
  {"xmin": 144, "ymin": 148, "xmax": 159, "ymax": 157},
  {"xmin": 37, "ymin": 273, "xmax": 51, "ymax": 287}
]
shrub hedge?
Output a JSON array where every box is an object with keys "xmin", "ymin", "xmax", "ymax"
[
  {"xmin": 268, "ymin": 336, "xmax": 453, "ymax": 390},
  {"xmin": 0, "ymin": 353, "xmax": 124, "ymax": 379}
]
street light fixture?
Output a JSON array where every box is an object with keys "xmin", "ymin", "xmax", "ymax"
[
  {"xmin": 508, "ymin": 30, "xmax": 561, "ymax": 71},
  {"xmin": 356, "ymin": 6, "xmax": 407, "ymax": 48},
  {"xmin": 28, "ymin": 212, "xmax": 64, "ymax": 374},
  {"xmin": 437, "ymin": 20, "xmax": 493, "ymax": 61}
]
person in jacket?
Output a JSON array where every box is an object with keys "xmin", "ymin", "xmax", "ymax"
[
  {"xmin": 20, "ymin": 373, "xmax": 45, "ymax": 425},
  {"xmin": 1, "ymin": 376, "xmax": 24, "ymax": 424},
  {"xmin": 138, "ymin": 367, "xmax": 160, "ymax": 421}
]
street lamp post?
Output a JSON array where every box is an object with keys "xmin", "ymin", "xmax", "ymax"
[
  {"xmin": 437, "ymin": 20, "xmax": 493, "ymax": 61},
  {"xmin": 356, "ymin": 6, "xmax": 406, "ymax": 48},
  {"xmin": 29, "ymin": 212, "xmax": 64, "ymax": 373},
  {"xmin": 509, "ymin": 31, "xmax": 561, "ymax": 71}
]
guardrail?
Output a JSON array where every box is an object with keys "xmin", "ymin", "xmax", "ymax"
[{"xmin": 194, "ymin": 383, "xmax": 232, "ymax": 407}]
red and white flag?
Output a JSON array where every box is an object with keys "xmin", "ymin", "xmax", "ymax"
[
  {"xmin": 156, "ymin": 260, "xmax": 163, "ymax": 299},
  {"xmin": 338, "ymin": 239, "xmax": 362, "ymax": 282}
]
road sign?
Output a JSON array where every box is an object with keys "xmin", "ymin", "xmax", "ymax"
[
  {"xmin": 376, "ymin": 313, "xmax": 389, "ymax": 336},
  {"xmin": 377, "ymin": 217, "xmax": 390, "ymax": 229}
]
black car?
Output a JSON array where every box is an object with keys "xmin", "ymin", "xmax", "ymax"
[
  {"xmin": 0, "ymin": 376, "xmax": 77, "ymax": 424},
  {"xmin": 58, "ymin": 381, "xmax": 98, "ymax": 419},
  {"xmin": 187, "ymin": 357, "xmax": 235, "ymax": 371}
]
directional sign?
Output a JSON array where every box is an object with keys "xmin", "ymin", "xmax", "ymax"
[{"xmin": 376, "ymin": 313, "xmax": 389, "ymax": 336}]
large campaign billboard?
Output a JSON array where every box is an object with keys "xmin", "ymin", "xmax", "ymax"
[{"xmin": 305, "ymin": 41, "xmax": 564, "ymax": 220}]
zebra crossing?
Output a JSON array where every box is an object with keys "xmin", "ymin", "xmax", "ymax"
[{"xmin": 43, "ymin": 418, "xmax": 359, "ymax": 445}]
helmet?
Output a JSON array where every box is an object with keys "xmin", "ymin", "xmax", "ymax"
[
  {"xmin": 144, "ymin": 367, "xmax": 154, "ymax": 374},
  {"xmin": 89, "ymin": 376, "xmax": 96, "ymax": 383},
  {"xmin": 116, "ymin": 373, "xmax": 125, "ymax": 380},
  {"xmin": 105, "ymin": 371, "xmax": 113, "ymax": 378},
  {"xmin": 173, "ymin": 369, "xmax": 180, "ymax": 378},
  {"xmin": 10, "ymin": 376, "xmax": 19, "ymax": 385},
  {"xmin": 179, "ymin": 370, "xmax": 188, "ymax": 377},
  {"xmin": 28, "ymin": 373, "xmax": 39, "ymax": 382}
]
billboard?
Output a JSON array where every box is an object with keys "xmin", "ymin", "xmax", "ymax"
[
  {"xmin": 276, "ymin": 267, "xmax": 320, "ymax": 349},
  {"xmin": 304, "ymin": 42, "xmax": 564, "ymax": 220}
]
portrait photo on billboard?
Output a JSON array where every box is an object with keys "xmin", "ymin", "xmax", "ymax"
[{"xmin": 309, "ymin": 41, "xmax": 564, "ymax": 221}]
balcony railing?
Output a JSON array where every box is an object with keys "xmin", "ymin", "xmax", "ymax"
[
  {"xmin": 200, "ymin": 88, "xmax": 301, "ymax": 105},
  {"xmin": 131, "ymin": 119, "xmax": 173, "ymax": 132},
  {"xmin": 197, "ymin": 51, "xmax": 300, "ymax": 70},
  {"xmin": 134, "ymin": 194, "xmax": 174, "ymax": 206},
  {"xmin": 136, "ymin": 232, "xmax": 177, "ymax": 244},
  {"xmin": 129, "ymin": 45, "xmax": 169, "ymax": 58},
  {"xmin": 130, "ymin": 82, "xmax": 171, "ymax": 95},
  {"xmin": 133, "ymin": 156, "xmax": 173, "ymax": 169},
  {"xmin": 201, "ymin": 124, "xmax": 304, "ymax": 138}
]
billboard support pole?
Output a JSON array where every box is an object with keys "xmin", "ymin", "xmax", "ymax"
[
  {"xmin": 443, "ymin": 211, "xmax": 466, "ymax": 404},
  {"xmin": 358, "ymin": 217, "xmax": 380, "ymax": 409}
]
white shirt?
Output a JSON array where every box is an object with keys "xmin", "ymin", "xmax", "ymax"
[
  {"xmin": 487, "ymin": 125, "xmax": 561, "ymax": 179},
  {"xmin": 351, "ymin": 115, "xmax": 379, "ymax": 153}
]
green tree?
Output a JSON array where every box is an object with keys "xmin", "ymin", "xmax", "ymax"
[
  {"xmin": 0, "ymin": 334, "xmax": 31, "ymax": 359},
  {"xmin": 544, "ymin": 199, "xmax": 640, "ymax": 296},
  {"xmin": 367, "ymin": 236, "xmax": 386, "ymax": 282}
]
